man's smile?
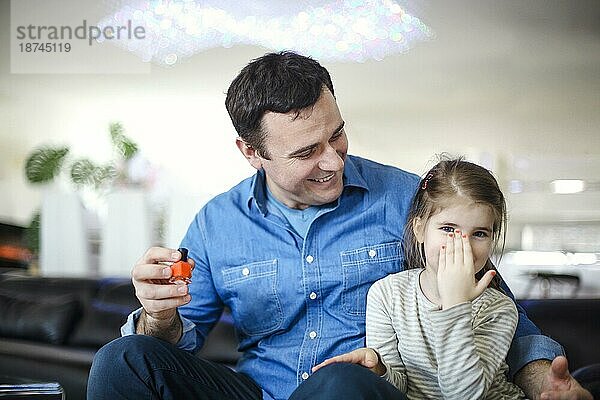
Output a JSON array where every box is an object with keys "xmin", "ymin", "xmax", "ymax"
[{"xmin": 309, "ymin": 172, "xmax": 336, "ymax": 183}]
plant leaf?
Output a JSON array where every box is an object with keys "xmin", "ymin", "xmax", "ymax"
[
  {"xmin": 109, "ymin": 122, "xmax": 138, "ymax": 160},
  {"xmin": 95, "ymin": 165, "xmax": 117, "ymax": 188},
  {"xmin": 25, "ymin": 210, "xmax": 41, "ymax": 255},
  {"xmin": 109, "ymin": 122, "xmax": 124, "ymax": 140},
  {"xmin": 70, "ymin": 159, "xmax": 99, "ymax": 187},
  {"xmin": 70, "ymin": 159, "xmax": 117, "ymax": 188},
  {"xmin": 24, "ymin": 147, "xmax": 69, "ymax": 184}
]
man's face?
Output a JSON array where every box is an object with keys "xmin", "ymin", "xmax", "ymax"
[{"xmin": 243, "ymin": 88, "xmax": 348, "ymax": 210}]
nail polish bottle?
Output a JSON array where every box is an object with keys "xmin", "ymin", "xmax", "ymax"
[{"xmin": 169, "ymin": 248, "xmax": 192, "ymax": 284}]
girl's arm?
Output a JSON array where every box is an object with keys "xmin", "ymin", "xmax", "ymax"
[
  {"xmin": 365, "ymin": 279, "xmax": 409, "ymax": 393},
  {"xmin": 430, "ymin": 292, "xmax": 518, "ymax": 399}
]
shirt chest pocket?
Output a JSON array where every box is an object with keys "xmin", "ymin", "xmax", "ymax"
[
  {"xmin": 222, "ymin": 259, "xmax": 284, "ymax": 336},
  {"xmin": 340, "ymin": 241, "xmax": 403, "ymax": 316}
]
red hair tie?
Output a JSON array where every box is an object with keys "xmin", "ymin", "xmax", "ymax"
[{"xmin": 421, "ymin": 173, "xmax": 434, "ymax": 190}]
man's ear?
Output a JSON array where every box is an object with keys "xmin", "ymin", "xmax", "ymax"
[
  {"xmin": 236, "ymin": 137, "xmax": 263, "ymax": 170},
  {"xmin": 412, "ymin": 217, "xmax": 425, "ymax": 243}
]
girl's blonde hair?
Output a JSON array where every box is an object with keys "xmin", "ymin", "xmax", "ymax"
[{"xmin": 403, "ymin": 157, "xmax": 507, "ymax": 290}]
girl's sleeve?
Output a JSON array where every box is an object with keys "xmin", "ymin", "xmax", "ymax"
[
  {"xmin": 365, "ymin": 279, "xmax": 408, "ymax": 393},
  {"xmin": 429, "ymin": 291, "xmax": 518, "ymax": 399}
]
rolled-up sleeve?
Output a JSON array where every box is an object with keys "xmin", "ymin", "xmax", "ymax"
[{"xmin": 506, "ymin": 334, "xmax": 565, "ymax": 379}]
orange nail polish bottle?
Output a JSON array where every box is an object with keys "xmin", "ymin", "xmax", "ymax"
[{"xmin": 169, "ymin": 248, "xmax": 192, "ymax": 284}]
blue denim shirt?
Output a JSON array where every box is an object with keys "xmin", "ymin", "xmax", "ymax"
[{"xmin": 122, "ymin": 155, "xmax": 563, "ymax": 400}]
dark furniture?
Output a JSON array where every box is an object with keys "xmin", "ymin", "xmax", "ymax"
[
  {"xmin": 0, "ymin": 376, "xmax": 64, "ymax": 400},
  {"xmin": 518, "ymin": 298, "xmax": 600, "ymax": 373},
  {"xmin": 0, "ymin": 273, "xmax": 598, "ymax": 399},
  {"xmin": 0, "ymin": 274, "xmax": 239, "ymax": 400}
]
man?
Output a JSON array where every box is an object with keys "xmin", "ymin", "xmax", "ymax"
[{"xmin": 88, "ymin": 51, "xmax": 591, "ymax": 400}]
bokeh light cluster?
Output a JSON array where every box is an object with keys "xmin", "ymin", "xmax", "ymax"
[{"xmin": 98, "ymin": 0, "xmax": 433, "ymax": 65}]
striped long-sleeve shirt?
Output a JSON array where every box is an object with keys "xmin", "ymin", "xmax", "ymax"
[{"xmin": 366, "ymin": 268, "xmax": 528, "ymax": 399}]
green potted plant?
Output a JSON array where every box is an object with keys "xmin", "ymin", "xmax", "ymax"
[{"xmin": 23, "ymin": 122, "xmax": 139, "ymax": 256}]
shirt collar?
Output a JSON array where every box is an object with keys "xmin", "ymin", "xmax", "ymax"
[
  {"xmin": 247, "ymin": 155, "xmax": 370, "ymax": 214},
  {"xmin": 247, "ymin": 169, "xmax": 269, "ymax": 214}
]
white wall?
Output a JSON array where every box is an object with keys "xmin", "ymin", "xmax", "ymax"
[{"xmin": 1, "ymin": 0, "xmax": 599, "ymax": 252}]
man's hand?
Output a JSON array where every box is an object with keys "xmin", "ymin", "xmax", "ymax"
[
  {"xmin": 515, "ymin": 357, "xmax": 592, "ymax": 400},
  {"xmin": 132, "ymin": 247, "xmax": 194, "ymax": 342},
  {"xmin": 538, "ymin": 356, "xmax": 592, "ymax": 400},
  {"xmin": 437, "ymin": 231, "xmax": 496, "ymax": 309},
  {"xmin": 311, "ymin": 348, "xmax": 386, "ymax": 376}
]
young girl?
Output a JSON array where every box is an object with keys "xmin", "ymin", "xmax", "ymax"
[{"xmin": 314, "ymin": 158, "xmax": 527, "ymax": 399}]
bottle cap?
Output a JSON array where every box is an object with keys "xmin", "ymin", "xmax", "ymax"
[{"xmin": 178, "ymin": 247, "xmax": 188, "ymax": 262}]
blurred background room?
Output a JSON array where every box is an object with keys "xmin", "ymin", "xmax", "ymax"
[
  {"xmin": 0, "ymin": 0, "xmax": 600, "ymax": 297},
  {"xmin": 3, "ymin": 0, "xmax": 599, "ymax": 297},
  {"xmin": 1, "ymin": 1, "xmax": 599, "ymax": 398}
]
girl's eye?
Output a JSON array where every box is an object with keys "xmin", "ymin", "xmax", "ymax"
[
  {"xmin": 472, "ymin": 231, "xmax": 489, "ymax": 238},
  {"xmin": 440, "ymin": 226, "xmax": 454, "ymax": 233}
]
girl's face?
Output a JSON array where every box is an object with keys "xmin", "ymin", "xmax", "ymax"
[{"xmin": 413, "ymin": 199, "xmax": 495, "ymax": 274}]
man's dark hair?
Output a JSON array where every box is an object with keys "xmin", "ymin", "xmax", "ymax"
[{"xmin": 225, "ymin": 51, "xmax": 335, "ymax": 159}]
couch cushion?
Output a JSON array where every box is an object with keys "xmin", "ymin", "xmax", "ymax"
[
  {"xmin": 519, "ymin": 298, "xmax": 600, "ymax": 371},
  {"xmin": 0, "ymin": 337, "xmax": 94, "ymax": 366},
  {"xmin": 0, "ymin": 292, "xmax": 81, "ymax": 345},
  {"xmin": 67, "ymin": 305, "xmax": 129, "ymax": 348},
  {"xmin": 68, "ymin": 280, "xmax": 138, "ymax": 348},
  {"xmin": 0, "ymin": 277, "xmax": 99, "ymax": 310}
]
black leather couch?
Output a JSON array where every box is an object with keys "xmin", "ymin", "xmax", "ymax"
[
  {"xmin": 517, "ymin": 298, "xmax": 600, "ymax": 373},
  {"xmin": 0, "ymin": 273, "xmax": 598, "ymax": 399},
  {"xmin": 0, "ymin": 273, "xmax": 240, "ymax": 400}
]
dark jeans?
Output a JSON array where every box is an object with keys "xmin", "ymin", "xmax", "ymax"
[
  {"xmin": 289, "ymin": 362, "xmax": 407, "ymax": 400},
  {"xmin": 88, "ymin": 335, "xmax": 407, "ymax": 400},
  {"xmin": 87, "ymin": 335, "xmax": 262, "ymax": 400}
]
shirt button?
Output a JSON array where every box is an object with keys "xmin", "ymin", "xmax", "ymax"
[
  {"xmin": 309, "ymin": 292, "xmax": 317, "ymax": 300},
  {"xmin": 242, "ymin": 267, "xmax": 250, "ymax": 276},
  {"xmin": 309, "ymin": 331, "xmax": 317, "ymax": 339},
  {"xmin": 368, "ymin": 249, "xmax": 377, "ymax": 258},
  {"xmin": 301, "ymin": 372, "xmax": 309, "ymax": 380},
  {"xmin": 306, "ymin": 255, "xmax": 314, "ymax": 263}
]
